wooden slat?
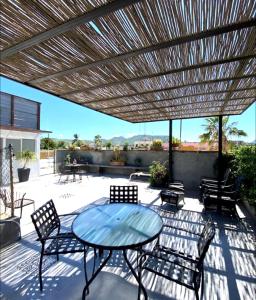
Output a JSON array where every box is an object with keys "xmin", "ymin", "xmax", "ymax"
[
  {"xmin": 221, "ymin": 28, "xmax": 256, "ymax": 113},
  {"xmin": 61, "ymin": 54, "xmax": 256, "ymax": 97},
  {"xmin": 82, "ymin": 74, "xmax": 256, "ymax": 104},
  {"xmin": 28, "ymin": 19, "xmax": 256, "ymax": 84},
  {"xmin": 113, "ymin": 98, "xmax": 255, "ymax": 116},
  {"xmin": 100, "ymin": 89, "xmax": 256, "ymax": 112},
  {"xmin": 0, "ymin": 0, "xmax": 141, "ymax": 60}
]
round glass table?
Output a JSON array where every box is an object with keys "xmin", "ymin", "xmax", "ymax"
[{"xmin": 72, "ymin": 203, "xmax": 163, "ymax": 299}]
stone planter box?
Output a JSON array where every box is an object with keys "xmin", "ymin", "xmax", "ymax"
[
  {"xmin": 110, "ymin": 161, "xmax": 125, "ymax": 166},
  {"xmin": 0, "ymin": 216, "xmax": 21, "ymax": 249}
]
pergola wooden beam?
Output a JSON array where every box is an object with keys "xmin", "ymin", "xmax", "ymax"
[
  {"xmin": 0, "ymin": 0, "xmax": 141, "ymax": 60},
  {"xmin": 82, "ymin": 73, "xmax": 256, "ymax": 105},
  {"xmin": 29, "ymin": 19, "xmax": 256, "ymax": 85},
  {"xmin": 95, "ymin": 87, "xmax": 256, "ymax": 112},
  {"xmin": 63, "ymin": 54, "xmax": 256, "ymax": 97}
]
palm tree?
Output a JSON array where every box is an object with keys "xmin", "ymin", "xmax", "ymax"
[{"xmin": 199, "ymin": 117, "xmax": 247, "ymax": 151}]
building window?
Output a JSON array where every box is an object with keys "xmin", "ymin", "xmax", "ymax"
[
  {"xmin": 6, "ymin": 139, "xmax": 21, "ymax": 156},
  {"xmin": 22, "ymin": 139, "xmax": 36, "ymax": 152}
]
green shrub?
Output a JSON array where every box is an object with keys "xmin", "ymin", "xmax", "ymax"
[
  {"xmin": 232, "ymin": 145, "xmax": 256, "ymax": 206},
  {"xmin": 149, "ymin": 161, "xmax": 168, "ymax": 187}
]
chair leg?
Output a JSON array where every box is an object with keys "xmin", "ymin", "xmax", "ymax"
[
  {"xmin": 39, "ymin": 250, "xmax": 44, "ymax": 291},
  {"xmin": 20, "ymin": 205, "xmax": 23, "ymax": 218},
  {"xmin": 195, "ymin": 289, "xmax": 199, "ymax": 300},
  {"xmin": 83, "ymin": 246, "xmax": 89, "ymax": 295}
]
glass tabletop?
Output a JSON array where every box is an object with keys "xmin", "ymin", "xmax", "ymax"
[{"xmin": 72, "ymin": 204, "xmax": 163, "ymax": 250}]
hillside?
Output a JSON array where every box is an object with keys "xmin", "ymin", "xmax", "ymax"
[{"xmin": 52, "ymin": 135, "xmax": 169, "ymax": 145}]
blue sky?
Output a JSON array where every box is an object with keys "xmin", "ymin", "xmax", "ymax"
[{"xmin": 1, "ymin": 76, "xmax": 255, "ymax": 142}]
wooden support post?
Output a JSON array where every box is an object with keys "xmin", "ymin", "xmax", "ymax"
[
  {"xmin": 169, "ymin": 120, "xmax": 173, "ymax": 182},
  {"xmin": 217, "ymin": 115, "xmax": 223, "ymax": 212},
  {"xmin": 8, "ymin": 144, "xmax": 14, "ymax": 217}
]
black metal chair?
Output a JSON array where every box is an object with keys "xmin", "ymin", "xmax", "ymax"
[
  {"xmin": 31, "ymin": 200, "xmax": 86, "ymax": 291},
  {"xmin": 0, "ymin": 188, "xmax": 35, "ymax": 217},
  {"xmin": 109, "ymin": 185, "xmax": 138, "ymax": 204},
  {"xmin": 202, "ymin": 177, "xmax": 242, "ymax": 215},
  {"xmin": 199, "ymin": 168, "xmax": 231, "ymax": 201},
  {"xmin": 138, "ymin": 220, "xmax": 215, "ymax": 300}
]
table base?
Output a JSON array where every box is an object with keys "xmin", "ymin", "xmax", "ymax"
[{"xmin": 82, "ymin": 249, "xmax": 148, "ymax": 300}]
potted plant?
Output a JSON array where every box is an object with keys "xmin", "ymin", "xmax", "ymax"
[
  {"xmin": 172, "ymin": 137, "xmax": 181, "ymax": 148},
  {"xmin": 16, "ymin": 150, "xmax": 35, "ymax": 182},
  {"xmin": 110, "ymin": 147, "xmax": 126, "ymax": 166},
  {"xmin": 149, "ymin": 161, "xmax": 169, "ymax": 187}
]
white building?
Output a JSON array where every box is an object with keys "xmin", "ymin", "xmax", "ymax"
[{"xmin": 0, "ymin": 92, "xmax": 50, "ymax": 184}]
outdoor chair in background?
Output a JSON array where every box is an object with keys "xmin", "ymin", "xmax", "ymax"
[
  {"xmin": 31, "ymin": 200, "xmax": 86, "ymax": 291},
  {"xmin": 0, "ymin": 188, "xmax": 35, "ymax": 218},
  {"xmin": 202, "ymin": 177, "xmax": 242, "ymax": 216},
  {"xmin": 199, "ymin": 168, "xmax": 231, "ymax": 201},
  {"xmin": 138, "ymin": 220, "xmax": 215, "ymax": 300},
  {"xmin": 109, "ymin": 185, "xmax": 138, "ymax": 204}
]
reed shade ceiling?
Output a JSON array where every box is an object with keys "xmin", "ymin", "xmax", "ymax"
[{"xmin": 1, "ymin": 0, "xmax": 255, "ymax": 123}]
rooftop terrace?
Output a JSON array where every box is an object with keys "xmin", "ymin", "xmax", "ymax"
[{"xmin": 0, "ymin": 174, "xmax": 255, "ymax": 300}]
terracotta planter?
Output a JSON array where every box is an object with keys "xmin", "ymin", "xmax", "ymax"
[{"xmin": 110, "ymin": 161, "xmax": 125, "ymax": 166}]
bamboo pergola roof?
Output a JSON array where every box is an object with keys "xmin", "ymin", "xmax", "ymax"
[{"xmin": 1, "ymin": 0, "xmax": 255, "ymax": 122}]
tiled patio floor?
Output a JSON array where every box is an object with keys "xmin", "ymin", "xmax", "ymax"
[{"xmin": 0, "ymin": 174, "xmax": 255, "ymax": 300}]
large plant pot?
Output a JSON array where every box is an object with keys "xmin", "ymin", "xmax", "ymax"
[
  {"xmin": 17, "ymin": 168, "xmax": 30, "ymax": 182},
  {"xmin": 0, "ymin": 216, "xmax": 21, "ymax": 249}
]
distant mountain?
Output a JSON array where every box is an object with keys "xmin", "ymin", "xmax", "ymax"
[
  {"xmin": 52, "ymin": 135, "xmax": 169, "ymax": 145},
  {"xmin": 106, "ymin": 135, "xmax": 169, "ymax": 145}
]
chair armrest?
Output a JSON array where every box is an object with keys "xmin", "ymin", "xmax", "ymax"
[
  {"xmin": 58, "ymin": 213, "xmax": 79, "ymax": 217},
  {"xmin": 139, "ymin": 251, "xmax": 198, "ymax": 271},
  {"xmin": 156, "ymin": 245, "xmax": 199, "ymax": 263},
  {"xmin": 39, "ymin": 232, "xmax": 74, "ymax": 242}
]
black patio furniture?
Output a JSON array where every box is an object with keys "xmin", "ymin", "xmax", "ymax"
[
  {"xmin": 58, "ymin": 165, "xmax": 73, "ymax": 183},
  {"xmin": 138, "ymin": 220, "xmax": 215, "ymax": 300},
  {"xmin": 72, "ymin": 203, "xmax": 163, "ymax": 300},
  {"xmin": 160, "ymin": 181, "xmax": 185, "ymax": 207},
  {"xmin": 65, "ymin": 163, "xmax": 89, "ymax": 181},
  {"xmin": 0, "ymin": 188, "xmax": 35, "ymax": 218},
  {"xmin": 109, "ymin": 185, "xmax": 138, "ymax": 204},
  {"xmin": 199, "ymin": 168, "xmax": 231, "ymax": 201},
  {"xmin": 202, "ymin": 177, "xmax": 242, "ymax": 215},
  {"xmin": 31, "ymin": 200, "xmax": 86, "ymax": 291}
]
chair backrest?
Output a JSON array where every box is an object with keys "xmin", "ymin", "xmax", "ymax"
[
  {"xmin": 110, "ymin": 185, "xmax": 138, "ymax": 204},
  {"xmin": 0, "ymin": 188, "xmax": 26, "ymax": 206},
  {"xmin": 31, "ymin": 200, "xmax": 60, "ymax": 241},
  {"xmin": 197, "ymin": 221, "xmax": 215, "ymax": 268},
  {"xmin": 0, "ymin": 188, "xmax": 7, "ymax": 206}
]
